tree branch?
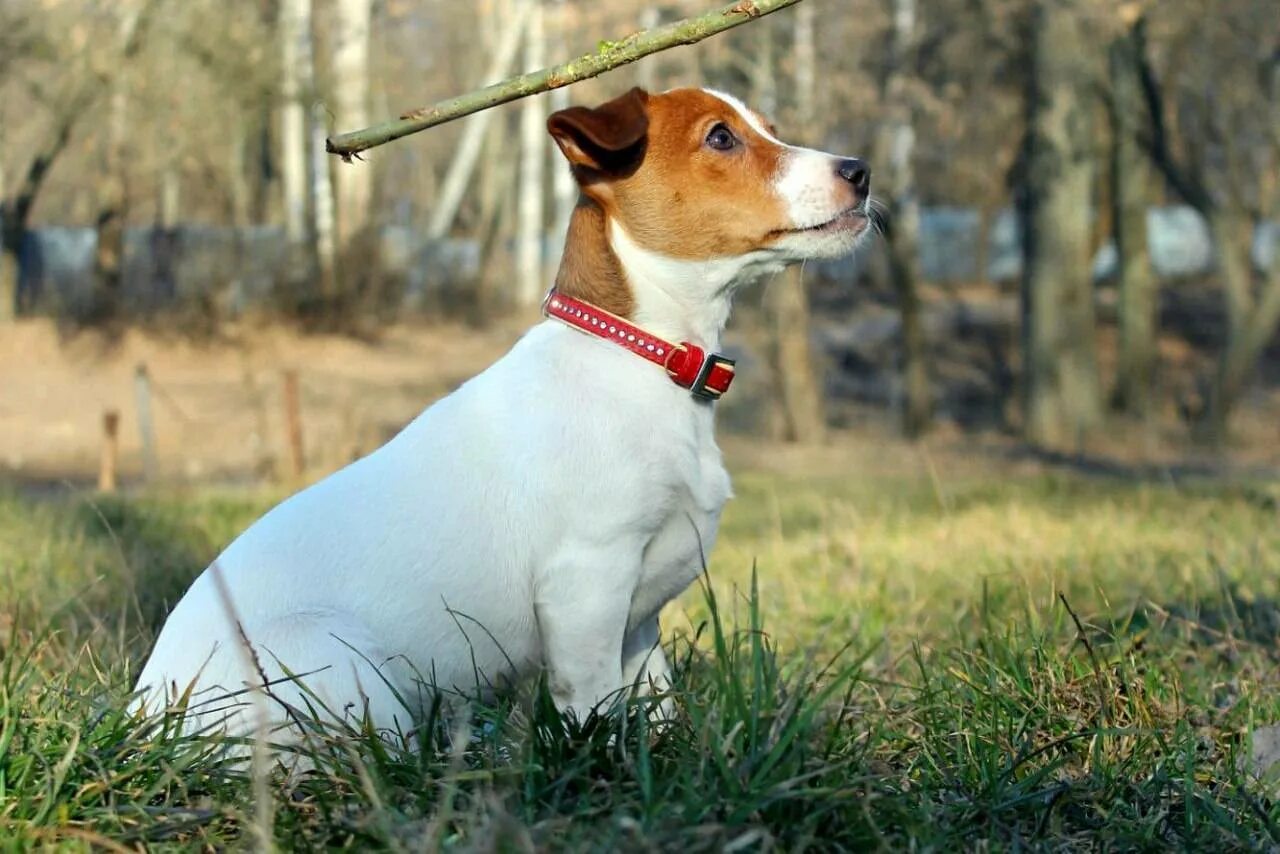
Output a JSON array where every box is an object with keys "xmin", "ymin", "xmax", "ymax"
[
  {"xmin": 1130, "ymin": 15, "xmax": 1213, "ymax": 215},
  {"xmin": 326, "ymin": 0, "xmax": 804, "ymax": 160}
]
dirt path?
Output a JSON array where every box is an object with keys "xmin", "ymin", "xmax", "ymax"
[{"xmin": 0, "ymin": 317, "xmax": 527, "ymax": 488}]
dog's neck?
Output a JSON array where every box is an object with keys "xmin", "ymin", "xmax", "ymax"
[{"xmin": 555, "ymin": 198, "xmax": 769, "ymax": 353}]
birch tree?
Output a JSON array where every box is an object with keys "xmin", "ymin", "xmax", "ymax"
[
  {"xmin": 762, "ymin": 6, "xmax": 827, "ymax": 443},
  {"xmin": 311, "ymin": 100, "xmax": 337, "ymax": 298},
  {"xmin": 331, "ymin": 0, "xmax": 374, "ymax": 250},
  {"xmin": 426, "ymin": 0, "xmax": 532, "ymax": 240},
  {"xmin": 279, "ymin": 0, "xmax": 312, "ymax": 251},
  {"xmin": 515, "ymin": 0, "xmax": 547, "ymax": 307}
]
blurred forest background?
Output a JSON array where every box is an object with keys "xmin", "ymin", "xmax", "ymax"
[{"xmin": 1, "ymin": 0, "xmax": 1278, "ymax": 487}]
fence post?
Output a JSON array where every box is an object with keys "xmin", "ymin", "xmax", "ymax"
[
  {"xmin": 282, "ymin": 369, "xmax": 305, "ymax": 479},
  {"xmin": 134, "ymin": 364, "xmax": 158, "ymax": 483},
  {"xmin": 99, "ymin": 409, "xmax": 120, "ymax": 492}
]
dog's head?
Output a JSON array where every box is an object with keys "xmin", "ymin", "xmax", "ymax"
[{"xmin": 547, "ymin": 86, "xmax": 870, "ymax": 268}]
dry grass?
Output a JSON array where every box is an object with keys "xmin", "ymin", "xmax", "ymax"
[{"xmin": 3, "ymin": 445, "xmax": 1280, "ymax": 848}]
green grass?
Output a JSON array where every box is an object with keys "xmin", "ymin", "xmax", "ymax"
[{"xmin": 2, "ymin": 465, "xmax": 1280, "ymax": 849}]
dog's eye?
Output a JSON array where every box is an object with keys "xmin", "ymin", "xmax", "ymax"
[{"xmin": 705, "ymin": 124, "xmax": 738, "ymax": 152}]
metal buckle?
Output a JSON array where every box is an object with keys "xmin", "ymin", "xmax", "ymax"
[{"xmin": 688, "ymin": 352, "xmax": 735, "ymax": 401}]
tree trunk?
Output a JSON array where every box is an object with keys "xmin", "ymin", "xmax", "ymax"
[
  {"xmin": 758, "ymin": 1, "xmax": 827, "ymax": 443},
  {"xmin": 331, "ymin": 0, "xmax": 374, "ymax": 250},
  {"xmin": 636, "ymin": 7, "xmax": 660, "ymax": 90},
  {"xmin": 879, "ymin": 0, "xmax": 931, "ymax": 437},
  {"xmin": 229, "ymin": 116, "xmax": 252, "ymax": 229},
  {"xmin": 515, "ymin": 0, "xmax": 546, "ymax": 307},
  {"xmin": 1019, "ymin": 0, "xmax": 1102, "ymax": 449},
  {"xmin": 91, "ymin": 3, "xmax": 147, "ymax": 322},
  {"xmin": 92, "ymin": 80, "xmax": 129, "ymax": 322},
  {"xmin": 975, "ymin": 202, "xmax": 994, "ymax": 288},
  {"xmin": 426, "ymin": 0, "xmax": 531, "ymax": 240},
  {"xmin": 310, "ymin": 101, "xmax": 337, "ymax": 300},
  {"xmin": 1199, "ymin": 52, "xmax": 1280, "ymax": 443},
  {"xmin": 0, "ymin": 248, "xmax": 15, "ymax": 322},
  {"xmin": 279, "ymin": 0, "xmax": 312, "ymax": 251},
  {"xmin": 0, "ymin": 146, "xmax": 16, "ymax": 321},
  {"xmin": 1200, "ymin": 212, "xmax": 1280, "ymax": 442},
  {"xmin": 1108, "ymin": 30, "xmax": 1157, "ymax": 417}
]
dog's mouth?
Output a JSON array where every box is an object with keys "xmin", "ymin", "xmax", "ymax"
[{"xmin": 781, "ymin": 205, "xmax": 869, "ymax": 237}]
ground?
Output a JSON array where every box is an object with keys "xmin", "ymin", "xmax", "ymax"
[{"xmin": 4, "ymin": 320, "xmax": 1280, "ymax": 848}]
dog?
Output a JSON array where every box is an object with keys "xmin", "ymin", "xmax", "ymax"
[{"xmin": 132, "ymin": 87, "xmax": 870, "ymax": 746}]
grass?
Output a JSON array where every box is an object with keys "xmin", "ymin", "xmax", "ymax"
[{"xmin": 2, "ymin": 461, "xmax": 1280, "ymax": 849}]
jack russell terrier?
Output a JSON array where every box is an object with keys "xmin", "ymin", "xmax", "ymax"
[{"xmin": 133, "ymin": 87, "xmax": 871, "ymax": 745}]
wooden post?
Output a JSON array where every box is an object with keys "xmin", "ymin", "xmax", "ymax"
[
  {"xmin": 282, "ymin": 369, "xmax": 305, "ymax": 479},
  {"xmin": 99, "ymin": 409, "xmax": 120, "ymax": 492},
  {"xmin": 134, "ymin": 363, "xmax": 157, "ymax": 482}
]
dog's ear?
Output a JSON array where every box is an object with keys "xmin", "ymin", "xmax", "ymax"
[{"xmin": 547, "ymin": 87, "xmax": 649, "ymax": 176}]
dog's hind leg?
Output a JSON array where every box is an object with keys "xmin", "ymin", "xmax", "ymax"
[{"xmin": 147, "ymin": 611, "xmax": 415, "ymax": 757}]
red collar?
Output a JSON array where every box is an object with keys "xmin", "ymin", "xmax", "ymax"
[{"xmin": 543, "ymin": 292, "xmax": 736, "ymax": 400}]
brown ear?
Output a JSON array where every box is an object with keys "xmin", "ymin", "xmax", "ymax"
[{"xmin": 547, "ymin": 87, "xmax": 649, "ymax": 174}]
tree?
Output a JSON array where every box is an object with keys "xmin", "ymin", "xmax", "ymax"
[
  {"xmin": 331, "ymin": 0, "xmax": 374, "ymax": 251},
  {"xmin": 877, "ymin": 0, "xmax": 931, "ymax": 437},
  {"xmin": 1019, "ymin": 0, "xmax": 1103, "ymax": 449},
  {"xmin": 1133, "ymin": 7, "xmax": 1280, "ymax": 442},
  {"xmin": 0, "ymin": 0, "xmax": 158, "ymax": 323},
  {"xmin": 279, "ymin": 0, "xmax": 313, "ymax": 254},
  {"xmin": 92, "ymin": 2, "xmax": 146, "ymax": 322},
  {"xmin": 1107, "ymin": 10, "xmax": 1158, "ymax": 417},
  {"xmin": 758, "ymin": 5, "xmax": 828, "ymax": 443},
  {"xmin": 515, "ymin": 0, "xmax": 548, "ymax": 307}
]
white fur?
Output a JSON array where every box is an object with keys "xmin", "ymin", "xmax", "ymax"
[
  {"xmin": 134, "ymin": 317, "xmax": 728, "ymax": 738},
  {"xmin": 133, "ymin": 90, "xmax": 864, "ymax": 748}
]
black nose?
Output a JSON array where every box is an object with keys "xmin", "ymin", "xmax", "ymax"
[{"xmin": 838, "ymin": 158, "xmax": 871, "ymax": 195}]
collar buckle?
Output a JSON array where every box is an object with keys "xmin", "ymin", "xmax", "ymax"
[{"xmin": 689, "ymin": 352, "xmax": 736, "ymax": 401}]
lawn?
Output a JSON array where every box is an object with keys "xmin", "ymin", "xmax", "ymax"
[{"xmin": 3, "ymin": 455, "xmax": 1280, "ymax": 849}]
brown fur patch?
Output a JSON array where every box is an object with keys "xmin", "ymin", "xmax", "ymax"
[
  {"xmin": 604, "ymin": 88, "xmax": 793, "ymax": 260},
  {"xmin": 554, "ymin": 198, "xmax": 634, "ymax": 318},
  {"xmin": 547, "ymin": 88, "xmax": 826, "ymax": 318}
]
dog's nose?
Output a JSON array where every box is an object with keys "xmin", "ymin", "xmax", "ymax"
[{"xmin": 837, "ymin": 158, "xmax": 871, "ymax": 195}]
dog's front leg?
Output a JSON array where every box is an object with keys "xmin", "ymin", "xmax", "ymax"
[
  {"xmin": 535, "ymin": 559, "xmax": 633, "ymax": 721},
  {"xmin": 621, "ymin": 617, "xmax": 675, "ymax": 720}
]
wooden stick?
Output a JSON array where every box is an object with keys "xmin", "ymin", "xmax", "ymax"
[
  {"xmin": 282, "ymin": 369, "xmax": 305, "ymax": 479},
  {"xmin": 134, "ymin": 364, "xmax": 157, "ymax": 483},
  {"xmin": 99, "ymin": 409, "xmax": 120, "ymax": 492},
  {"xmin": 326, "ymin": 0, "xmax": 804, "ymax": 159}
]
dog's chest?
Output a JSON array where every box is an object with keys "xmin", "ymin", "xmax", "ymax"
[{"xmin": 630, "ymin": 431, "xmax": 732, "ymax": 627}]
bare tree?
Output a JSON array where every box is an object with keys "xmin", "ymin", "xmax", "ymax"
[
  {"xmin": 515, "ymin": 0, "xmax": 547, "ymax": 307},
  {"xmin": 878, "ymin": 0, "xmax": 931, "ymax": 437},
  {"xmin": 0, "ymin": 0, "xmax": 158, "ymax": 323},
  {"xmin": 331, "ymin": 0, "xmax": 374, "ymax": 250},
  {"xmin": 279, "ymin": 0, "xmax": 312, "ymax": 251},
  {"xmin": 1107, "ymin": 11, "xmax": 1157, "ymax": 417},
  {"xmin": 1133, "ymin": 7, "xmax": 1280, "ymax": 442},
  {"xmin": 427, "ymin": 0, "xmax": 532, "ymax": 240},
  {"xmin": 311, "ymin": 100, "xmax": 337, "ymax": 299},
  {"xmin": 761, "ymin": 6, "xmax": 828, "ymax": 443},
  {"xmin": 1019, "ymin": 0, "xmax": 1102, "ymax": 448},
  {"xmin": 92, "ymin": 2, "xmax": 146, "ymax": 321}
]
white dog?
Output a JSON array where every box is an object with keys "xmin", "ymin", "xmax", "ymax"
[{"xmin": 133, "ymin": 87, "xmax": 871, "ymax": 744}]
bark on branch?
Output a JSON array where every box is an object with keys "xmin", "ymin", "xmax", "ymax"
[{"xmin": 326, "ymin": 0, "xmax": 804, "ymax": 160}]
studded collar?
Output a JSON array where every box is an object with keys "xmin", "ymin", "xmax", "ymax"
[{"xmin": 542, "ymin": 291, "xmax": 736, "ymax": 401}]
